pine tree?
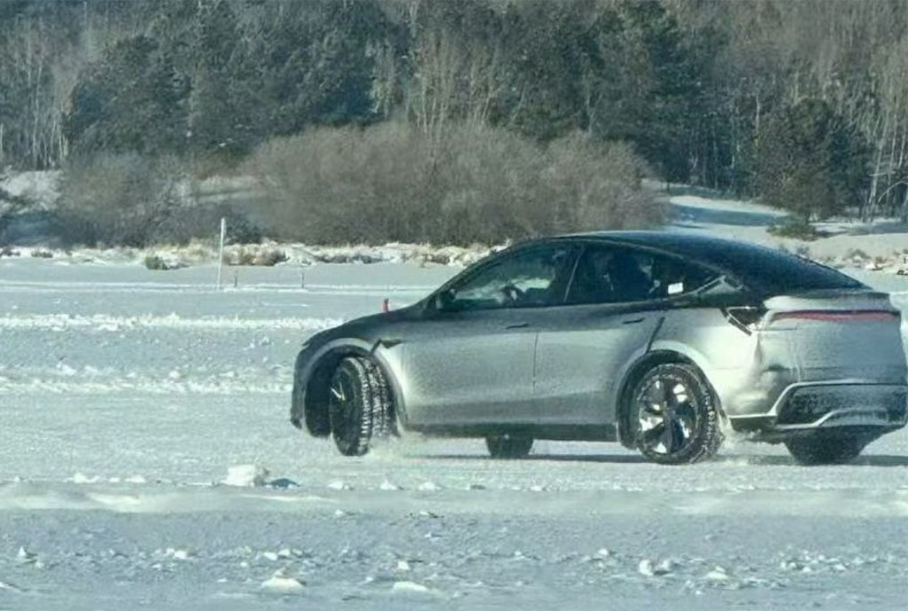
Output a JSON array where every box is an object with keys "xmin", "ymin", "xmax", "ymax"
[{"xmin": 756, "ymin": 99, "xmax": 868, "ymax": 219}]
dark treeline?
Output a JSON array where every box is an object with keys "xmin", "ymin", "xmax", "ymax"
[{"xmin": 3, "ymin": 0, "xmax": 908, "ymax": 245}]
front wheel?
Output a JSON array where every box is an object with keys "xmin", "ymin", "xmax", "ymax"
[
  {"xmin": 327, "ymin": 356, "xmax": 392, "ymax": 456},
  {"xmin": 630, "ymin": 363, "xmax": 722, "ymax": 465},
  {"xmin": 486, "ymin": 435, "xmax": 533, "ymax": 459},
  {"xmin": 784, "ymin": 435, "xmax": 865, "ymax": 465}
]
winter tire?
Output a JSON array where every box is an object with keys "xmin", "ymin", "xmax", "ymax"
[
  {"xmin": 486, "ymin": 435, "xmax": 533, "ymax": 459},
  {"xmin": 784, "ymin": 435, "xmax": 865, "ymax": 465},
  {"xmin": 631, "ymin": 363, "xmax": 722, "ymax": 465},
  {"xmin": 328, "ymin": 356, "xmax": 392, "ymax": 456}
]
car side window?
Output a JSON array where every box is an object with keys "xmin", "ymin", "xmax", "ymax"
[
  {"xmin": 441, "ymin": 244, "xmax": 578, "ymax": 311},
  {"xmin": 648, "ymin": 254, "xmax": 719, "ymax": 298},
  {"xmin": 566, "ymin": 245, "xmax": 653, "ymax": 305},
  {"xmin": 565, "ymin": 246, "xmax": 719, "ymax": 305}
]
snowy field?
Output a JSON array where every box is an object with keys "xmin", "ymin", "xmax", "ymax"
[{"xmin": 2, "ymin": 250, "xmax": 908, "ymax": 611}]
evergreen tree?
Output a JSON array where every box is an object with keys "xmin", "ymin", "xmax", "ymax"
[
  {"xmin": 756, "ymin": 99, "xmax": 868, "ymax": 219},
  {"xmin": 65, "ymin": 35, "xmax": 189, "ymax": 157}
]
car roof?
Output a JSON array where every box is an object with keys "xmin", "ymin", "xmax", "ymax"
[{"xmin": 547, "ymin": 231, "xmax": 865, "ymax": 294}]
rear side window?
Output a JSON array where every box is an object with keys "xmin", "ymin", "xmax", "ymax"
[
  {"xmin": 565, "ymin": 245, "xmax": 718, "ymax": 305},
  {"xmin": 708, "ymin": 247, "xmax": 864, "ymax": 293},
  {"xmin": 648, "ymin": 255, "xmax": 719, "ymax": 298}
]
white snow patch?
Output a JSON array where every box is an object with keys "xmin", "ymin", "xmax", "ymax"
[
  {"xmin": 16, "ymin": 547, "xmax": 37, "ymax": 565},
  {"xmin": 260, "ymin": 571, "xmax": 305, "ymax": 594},
  {"xmin": 391, "ymin": 581, "xmax": 433, "ymax": 595},
  {"xmin": 705, "ymin": 566, "xmax": 731, "ymax": 582},
  {"xmin": 71, "ymin": 473, "xmax": 103, "ymax": 484},
  {"xmin": 327, "ymin": 480, "xmax": 353, "ymax": 491},
  {"xmin": 0, "ymin": 579, "xmax": 24, "ymax": 592},
  {"xmin": 222, "ymin": 465, "xmax": 269, "ymax": 488},
  {"xmin": 163, "ymin": 548, "xmax": 193, "ymax": 561}
]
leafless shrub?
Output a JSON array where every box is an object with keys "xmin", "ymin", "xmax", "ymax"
[
  {"xmin": 143, "ymin": 254, "xmax": 187, "ymax": 271},
  {"xmin": 246, "ymin": 122, "xmax": 659, "ymax": 246},
  {"xmin": 222, "ymin": 245, "xmax": 288, "ymax": 267},
  {"xmin": 57, "ymin": 153, "xmax": 187, "ymax": 247}
]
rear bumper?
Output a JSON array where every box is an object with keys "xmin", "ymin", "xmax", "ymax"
[{"xmin": 728, "ymin": 382, "xmax": 908, "ymax": 439}]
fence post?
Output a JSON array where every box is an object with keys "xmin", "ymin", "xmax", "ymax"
[{"xmin": 216, "ymin": 217, "xmax": 226, "ymax": 290}]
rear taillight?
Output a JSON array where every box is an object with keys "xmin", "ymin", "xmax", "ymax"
[
  {"xmin": 723, "ymin": 306, "xmax": 766, "ymax": 334},
  {"xmin": 773, "ymin": 310, "xmax": 900, "ymax": 323}
]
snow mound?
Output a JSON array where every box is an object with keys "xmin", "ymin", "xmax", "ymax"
[
  {"xmin": 391, "ymin": 580, "xmax": 434, "ymax": 595},
  {"xmin": 260, "ymin": 571, "xmax": 305, "ymax": 594},
  {"xmin": 222, "ymin": 465, "xmax": 269, "ymax": 487}
]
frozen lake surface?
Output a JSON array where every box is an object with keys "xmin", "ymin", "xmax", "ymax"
[{"xmin": 1, "ymin": 257, "xmax": 907, "ymax": 610}]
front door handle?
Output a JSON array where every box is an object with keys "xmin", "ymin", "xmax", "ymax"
[
  {"xmin": 505, "ymin": 322, "xmax": 530, "ymax": 329},
  {"xmin": 622, "ymin": 317, "xmax": 645, "ymax": 325}
]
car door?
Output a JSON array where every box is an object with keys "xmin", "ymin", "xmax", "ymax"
[
  {"xmin": 401, "ymin": 243, "xmax": 579, "ymax": 427},
  {"xmin": 532, "ymin": 243, "xmax": 665, "ymax": 426}
]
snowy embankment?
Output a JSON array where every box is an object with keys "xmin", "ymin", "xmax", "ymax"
[
  {"xmin": 668, "ymin": 191, "xmax": 908, "ymax": 272},
  {"xmin": 6, "ymin": 182, "xmax": 908, "ymax": 274}
]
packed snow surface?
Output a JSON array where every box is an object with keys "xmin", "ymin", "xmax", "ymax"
[
  {"xmin": 1, "ymin": 254, "xmax": 907, "ymax": 610},
  {"xmin": 2, "ymin": 193, "xmax": 908, "ymax": 609}
]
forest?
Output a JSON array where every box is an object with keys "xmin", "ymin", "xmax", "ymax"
[{"xmin": 2, "ymin": 0, "xmax": 908, "ymax": 246}]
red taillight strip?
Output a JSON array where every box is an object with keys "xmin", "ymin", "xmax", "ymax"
[{"xmin": 774, "ymin": 310, "xmax": 899, "ymax": 322}]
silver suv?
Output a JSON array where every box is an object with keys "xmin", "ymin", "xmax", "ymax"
[{"xmin": 290, "ymin": 232, "xmax": 908, "ymax": 465}]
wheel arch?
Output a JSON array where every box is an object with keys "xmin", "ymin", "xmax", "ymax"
[{"xmin": 300, "ymin": 340, "xmax": 401, "ymax": 437}]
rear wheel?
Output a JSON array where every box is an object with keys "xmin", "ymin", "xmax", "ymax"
[
  {"xmin": 784, "ymin": 435, "xmax": 865, "ymax": 465},
  {"xmin": 327, "ymin": 356, "xmax": 392, "ymax": 456},
  {"xmin": 486, "ymin": 435, "xmax": 533, "ymax": 459},
  {"xmin": 630, "ymin": 363, "xmax": 722, "ymax": 465}
]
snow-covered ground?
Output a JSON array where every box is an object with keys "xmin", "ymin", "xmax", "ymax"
[
  {"xmin": 2, "ymin": 179, "xmax": 908, "ymax": 609},
  {"xmin": 2, "ymin": 250, "xmax": 908, "ymax": 610}
]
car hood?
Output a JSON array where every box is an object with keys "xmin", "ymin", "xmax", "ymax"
[{"xmin": 305, "ymin": 303, "xmax": 422, "ymax": 347}]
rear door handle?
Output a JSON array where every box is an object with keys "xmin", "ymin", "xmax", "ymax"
[
  {"xmin": 505, "ymin": 322, "xmax": 530, "ymax": 329},
  {"xmin": 622, "ymin": 317, "xmax": 645, "ymax": 325}
]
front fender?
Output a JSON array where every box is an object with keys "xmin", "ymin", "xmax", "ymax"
[{"xmin": 290, "ymin": 337, "xmax": 375, "ymax": 435}]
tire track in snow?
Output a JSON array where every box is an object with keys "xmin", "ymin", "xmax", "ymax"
[
  {"xmin": 0, "ymin": 377, "xmax": 291, "ymax": 395},
  {"xmin": 0, "ymin": 313, "xmax": 343, "ymax": 331}
]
